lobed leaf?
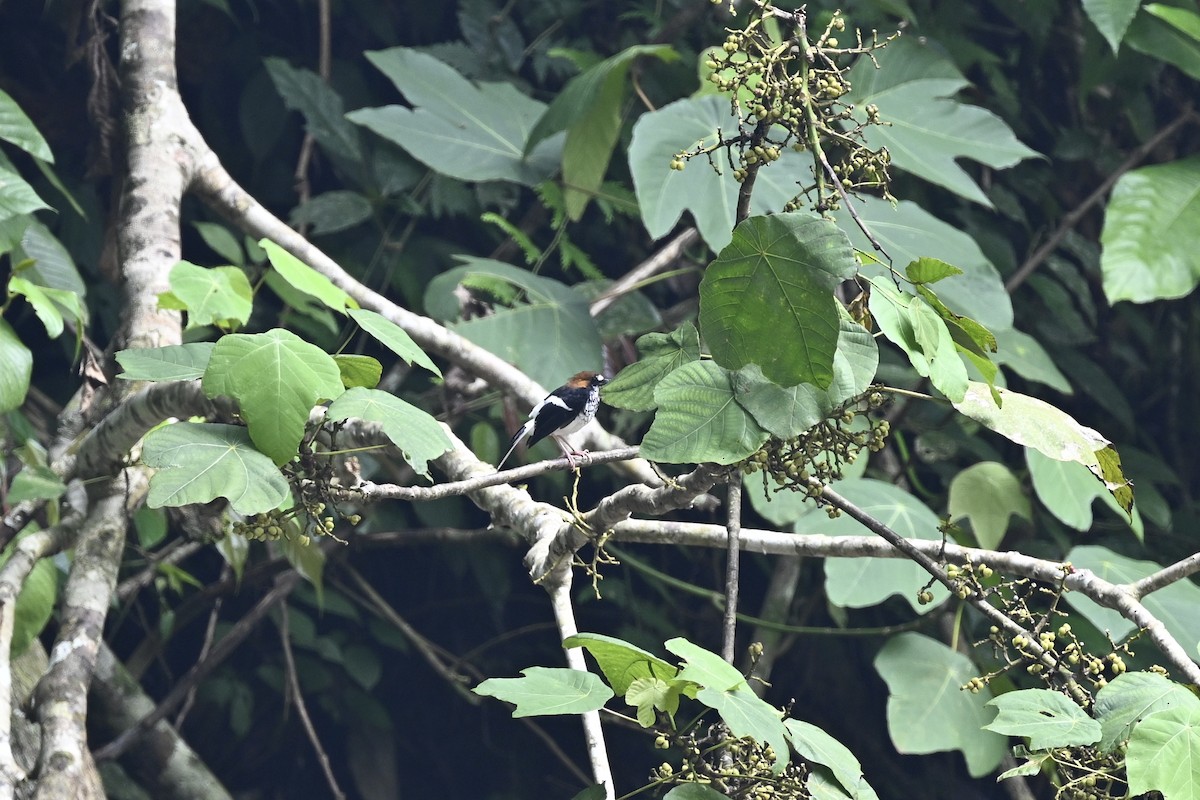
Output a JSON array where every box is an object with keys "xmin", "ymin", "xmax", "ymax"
[
  {"xmin": 202, "ymin": 329, "xmax": 345, "ymax": 465},
  {"xmin": 350, "ymin": 48, "xmax": 562, "ymax": 186},
  {"xmin": 116, "ymin": 343, "xmax": 216, "ymax": 382},
  {"xmin": 640, "ymin": 361, "xmax": 768, "ymax": 465},
  {"xmin": 473, "ymin": 667, "xmax": 614, "ymax": 717},
  {"xmin": 984, "ymin": 688, "xmax": 1101, "ymax": 750},
  {"xmin": 141, "ymin": 422, "xmax": 290, "ymax": 514},
  {"xmin": 326, "ymin": 387, "xmax": 452, "ymax": 478},
  {"xmin": 699, "ymin": 213, "xmax": 856, "ymax": 389},
  {"xmin": 874, "ymin": 633, "xmax": 1006, "ymax": 777}
]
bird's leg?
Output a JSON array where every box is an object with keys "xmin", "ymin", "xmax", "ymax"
[{"xmin": 552, "ymin": 435, "xmax": 591, "ymax": 469}]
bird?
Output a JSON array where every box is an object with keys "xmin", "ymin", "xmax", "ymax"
[{"xmin": 497, "ymin": 371, "xmax": 607, "ymax": 470}]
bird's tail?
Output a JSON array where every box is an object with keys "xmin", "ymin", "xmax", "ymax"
[{"xmin": 496, "ymin": 425, "xmax": 528, "ymax": 470}]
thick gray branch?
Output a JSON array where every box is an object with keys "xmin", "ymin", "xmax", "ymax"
[
  {"xmin": 32, "ymin": 484, "xmax": 136, "ymax": 800},
  {"xmin": 88, "ymin": 646, "xmax": 233, "ymax": 800},
  {"xmin": 611, "ymin": 519, "xmax": 1200, "ymax": 682}
]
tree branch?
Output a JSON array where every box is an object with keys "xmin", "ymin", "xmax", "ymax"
[
  {"xmin": 88, "ymin": 645, "xmax": 234, "ymax": 800},
  {"xmin": 721, "ymin": 478, "xmax": 742, "ymax": 663},
  {"xmin": 611, "ymin": 517, "xmax": 1200, "ymax": 683},
  {"xmin": 1005, "ymin": 104, "xmax": 1196, "ymax": 292},
  {"xmin": 1131, "ymin": 552, "xmax": 1200, "ymax": 598},
  {"xmin": 334, "ymin": 446, "xmax": 642, "ymax": 502},
  {"xmin": 33, "ymin": 484, "xmax": 137, "ymax": 800},
  {"xmin": 186, "ymin": 148, "xmax": 660, "ymax": 486},
  {"xmin": 589, "ymin": 228, "xmax": 700, "ymax": 316},
  {"xmin": 94, "ymin": 570, "xmax": 303, "ymax": 761},
  {"xmin": 546, "ymin": 562, "xmax": 614, "ymax": 799}
]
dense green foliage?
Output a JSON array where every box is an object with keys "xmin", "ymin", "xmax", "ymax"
[{"xmin": 2, "ymin": 0, "xmax": 1200, "ymax": 798}]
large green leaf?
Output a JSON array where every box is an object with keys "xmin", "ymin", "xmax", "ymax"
[
  {"xmin": 347, "ymin": 308, "xmax": 441, "ymax": 377},
  {"xmin": 10, "ymin": 556, "xmax": 56, "ymax": 655},
  {"xmin": 874, "ymin": 633, "xmax": 1006, "ymax": 777},
  {"xmin": 1127, "ymin": 5, "xmax": 1200, "ymax": 81},
  {"xmin": 628, "ymin": 95, "xmax": 739, "ymax": 251},
  {"xmin": 473, "ymin": 667, "xmax": 614, "ymax": 717},
  {"xmin": 992, "ymin": 328, "xmax": 1071, "ymax": 393},
  {"xmin": 627, "ymin": 98, "xmax": 852, "ymax": 251},
  {"xmin": 666, "ymin": 637, "xmax": 744, "ymax": 691},
  {"xmin": 160, "ymin": 261, "xmax": 253, "ymax": 331},
  {"xmin": 784, "ymin": 720, "xmax": 873, "ymax": 800},
  {"xmin": 1064, "ymin": 546, "xmax": 1200, "ymax": 653},
  {"xmin": 424, "ymin": 257, "xmax": 602, "ymax": 390},
  {"xmin": 1127, "ymin": 705, "xmax": 1200, "ymax": 800},
  {"xmin": 289, "ymin": 191, "xmax": 373, "ymax": 236},
  {"xmin": 116, "ymin": 343, "xmax": 216, "ymax": 381},
  {"xmin": 1027, "ymin": 449, "xmax": 1142, "ymax": 539},
  {"xmin": 325, "ymin": 387, "xmax": 452, "ymax": 478},
  {"xmin": 793, "ymin": 479, "xmax": 950, "ymax": 614},
  {"xmin": 563, "ymin": 633, "xmax": 678, "ymax": 696},
  {"xmin": 734, "ymin": 317, "xmax": 877, "ymax": 439},
  {"xmin": 947, "ymin": 462, "xmax": 1030, "ymax": 550},
  {"xmin": 869, "ymin": 282, "xmax": 968, "ymax": 402},
  {"xmin": 0, "ymin": 88, "xmax": 53, "ymax": 161},
  {"xmin": 834, "ymin": 198, "xmax": 1012, "ymax": 331},
  {"xmin": 0, "ymin": 318, "xmax": 33, "ymax": 412},
  {"xmin": 332, "ymin": 354, "xmax": 382, "ymax": 389},
  {"xmin": 700, "ymin": 213, "xmax": 856, "ymax": 389},
  {"xmin": 1094, "ymin": 671, "xmax": 1200, "ymax": 752},
  {"xmin": 953, "ymin": 382, "xmax": 1133, "ymax": 515},
  {"xmin": 261, "ymin": 239, "xmax": 354, "ymax": 313},
  {"xmin": 14, "ymin": 220, "xmax": 87, "ymax": 301},
  {"xmin": 263, "ymin": 58, "xmax": 365, "ymax": 171},
  {"xmin": 7, "ymin": 276, "xmax": 66, "ymax": 338},
  {"xmin": 141, "ymin": 422, "xmax": 291, "ymax": 514},
  {"xmin": 1100, "ymin": 156, "xmax": 1200, "ymax": 304},
  {"xmin": 6, "ymin": 464, "xmax": 66, "ymax": 504},
  {"xmin": 845, "ymin": 37, "xmax": 1039, "ymax": 207},
  {"xmin": 526, "ymin": 45, "xmax": 676, "ymax": 219},
  {"xmin": 349, "ymin": 48, "xmax": 562, "ymax": 186},
  {"xmin": 602, "ymin": 322, "xmax": 702, "ymax": 411},
  {"xmin": 666, "ymin": 638, "xmax": 789, "ymax": 773},
  {"xmin": 1082, "ymin": 0, "xmax": 1142, "ymax": 51},
  {"xmin": 202, "ymin": 329, "xmax": 345, "ymax": 465},
  {"xmin": 0, "ymin": 161, "xmax": 48, "ymax": 222},
  {"xmin": 640, "ymin": 361, "xmax": 768, "ymax": 465},
  {"xmin": 984, "ymin": 688, "xmax": 1101, "ymax": 750}
]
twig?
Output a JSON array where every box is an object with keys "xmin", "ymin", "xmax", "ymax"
[
  {"xmin": 610, "ymin": 516, "xmax": 1200, "ymax": 684},
  {"xmin": 1005, "ymin": 105, "xmax": 1196, "ymax": 292},
  {"xmin": 173, "ymin": 576, "xmax": 225, "ymax": 728},
  {"xmin": 1131, "ymin": 552, "xmax": 1200, "ymax": 597},
  {"xmin": 589, "ymin": 228, "xmax": 700, "ymax": 316},
  {"xmin": 279, "ymin": 605, "xmax": 346, "ymax": 800},
  {"xmin": 331, "ymin": 446, "xmax": 642, "ymax": 503},
  {"xmin": 745, "ymin": 555, "xmax": 802, "ymax": 690},
  {"xmin": 338, "ymin": 566, "xmax": 472, "ymax": 695},
  {"xmin": 735, "ymin": 121, "xmax": 770, "ymax": 224},
  {"xmin": 116, "ymin": 539, "xmax": 204, "ymax": 602},
  {"xmin": 818, "ymin": 148, "xmax": 891, "ymax": 264},
  {"xmin": 336, "ymin": 574, "xmax": 591, "ymax": 786},
  {"xmin": 94, "ymin": 570, "xmax": 303, "ymax": 761},
  {"xmin": 291, "ymin": 0, "xmax": 332, "ymax": 215},
  {"xmin": 721, "ymin": 478, "xmax": 743, "ymax": 664}
]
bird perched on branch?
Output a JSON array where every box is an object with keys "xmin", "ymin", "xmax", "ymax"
[{"xmin": 497, "ymin": 371, "xmax": 607, "ymax": 470}]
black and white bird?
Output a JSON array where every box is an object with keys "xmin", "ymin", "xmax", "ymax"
[{"xmin": 497, "ymin": 371, "xmax": 607, "ymax": 470}]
